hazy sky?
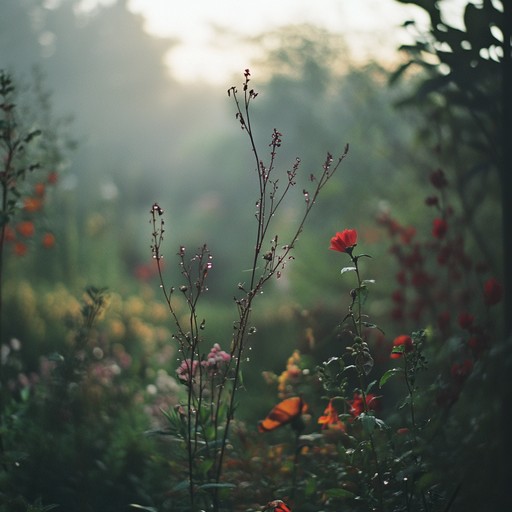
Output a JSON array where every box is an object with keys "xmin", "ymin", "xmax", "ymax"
[
  {"xmin": 72, "ymin": 0, "xmax": 470, "ymax": 84},
  {"xmin": 124, "ymin": 0, "xmax": 430, "ymax": 84}
]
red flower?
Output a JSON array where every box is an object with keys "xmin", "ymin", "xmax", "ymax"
[
  {"xmin": 34, "ymin": 183, "xmax": 46, "ymax": 197},
  {"xmin": 430, "ymin": 169, "xmax": 448, "ymax": 189},
  {"xmin": 349, "ymin": 392, "xmax": 378, "ymax": 417},
  {"xmin": 457, "ymin": 312, "xmax": 474, "ymax": 330},
  {"xmin": 16, "ymin": 221, "xmax": 35, "ymax": 238},
  {"xmin": 451, "ymin": 360, "xmax": 473, "ymax": 383},
  {"xmin": 329, "ymin": 229, "xmax": 357, "ymax": 253},
  {"xmin": 391, "ymin": 290, "xmax": 405, "ymax": 303},
  {"xmin": 47, "ymin": 171, "xmax": 58, "ymax": 184},
  {"xmin": 13, "ymin": 242, "xmax": 28, "ymax": 256},
  {"xmin": 432, "ymin": 218, "xmax": 447, "ymax": 239},
  {"xmin": 483, "ymin": 278, "xmax": 503, "ymax": 306},
  {"xmin": 4, "ymin": 225, "xmax": 16, "ymax": 242},
  {"xmin": 41, "ymin": 232, "xmax": 56, "ymax": 249},
  {"xmin": 23, "ymin": 197, "xmax": 43, "ymax": 213},
  {"xmin": 318, "ymin": 400, "xmax": 345, "ymax": 430},
  {"xmin": 390, "ymin": 334, "xmax": 413, "ymax": 359},
  {"xmin": 437, "ymin": 310, "xmax": 451, "ymax": 332}
]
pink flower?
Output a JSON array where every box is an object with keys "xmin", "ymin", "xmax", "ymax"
[
  {"xmin": 329, "ymin": 229, "xmax": 357, "ymax": 254},
  {"xmin": 176, "ymin": 359, "xmax": 199, "ymax": 382}
]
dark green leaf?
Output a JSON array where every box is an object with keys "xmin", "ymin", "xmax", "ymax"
[{"xmin": 379, "ymin": 368, "xmax": 404, "ymax": 388}]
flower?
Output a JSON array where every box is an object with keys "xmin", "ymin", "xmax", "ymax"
[
  {"xmin": 457, "ymin": 312, "xmax": 474, "ymax": 330},
  {"xmin": 432, "ymin": 218, "xmax": 447, "ymax": 239},
  {"xmin": 483, "ymin": 277, "xmax": 503, "ymax": 306},
  {"xmin": 23, "ymin": 197, "xmax": 43, "ymax": 213},
  {"xmin": 349, "ymin": 392, "xmax": 378, "ymax": 417},
  {"xmin": 329, "ymin": 229, "xmax": 357, "ymax": 253},
  {"xmin": 451, "ymin": 360, "xmax": 473, "ymax": 383},
  {"xmin": 318, "ymin": 399, "xmax": 345, "ymax": 430},
  {"xmin": 204, "ymin": 343, "xmax": 231, "ymax": 368},
  {"xmin": 13, "ymin": 242, "xmax": 28, "ymax": 256},
  {"xmin": 176, "ymin": 359, "xmax": 199, "ymax": 383},
  {"xmin": 34, "ymin": 183, "xmax": 46, "ymax": 197},
  {"xmin": 16, "ymin": 221, "xmax": 35, "ymax": 238},
  {"xmin": 42, "ymin": 232, "xmax": 56, "ymax": 249},
  {"xmin": 430, "ymin": 169, "xmax": 448, "ymax": 189},
  {"xmin": 390, "ymin": 334, "xmax": 413, "ymax": 359}
]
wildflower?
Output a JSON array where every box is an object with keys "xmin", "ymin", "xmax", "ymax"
[
  {"xmin": 41, "ymin": 232, "xmax": 56, "ymax": 249},
  {"xmin": 457, "ymin": 312, "xmax": 474, "ymax": 330},
  {"xmin": 397, "ymin": 427, "xmax": 410, "ymax": 435},
  {"xmin": 483, "ymin": 277, "xmax": 503, "ymax": 306},
  {"xmin": 390, "ymin": 334, "xmax": 413, "ymax": 359},
  {"xmin": 329, "ymin": 229, "xmax": 357, "ymax": 254},
  {"xmin": 204, "ymin": 343, "xmax": 231, "ymax": 368},
  {"xmin": 47, "ymin": 171, "xmax": 58, "ymax": 184},
  {"xmin": 391, "ymin": 289, "xmax": 405, "ymax": 303},
  {"xmin": 451, "ymin": 360, "xmax": 473, "ymax": 383},
  {"xmin": 432, "ymin": 218, "xmax": 447, "ymax": 239},
  {"xmin": 264, "ymin": 500, "xmax": 292, "ymax": 512},
  {"xmin": 16, "ymin": 221, "xmax": 35, "ymax": 238},
  {"xmin": 23, "ymin": 197, "xmax": 43, "ymax": 213},
  {"xmin": 34, "ymin": 182, "xmax": 46, "ymax": 197},
  {"xmin": 349, "ymin": 392, "xmax": 378, "ymax": 417},
  {"xmin": 318, "ymin": 400, "xmax": 345, "ymax": 430},
  {"xmin": 13, "ymin": 242, "xmax": 28, "ymax": 256},
  {"xmin": 4, "ymin": 225, "xmax": 16, "ymax": 242},
  {"xmin": 176, "ymin": 359, "xmax": 199, "ymax": 383},
  {"xmin": 430, "ymin": 168, "xmax": 448, "ymax": 189}
]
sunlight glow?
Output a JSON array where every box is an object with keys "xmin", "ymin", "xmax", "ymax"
[{"xmin": 126, "ymin": 0, "xmax": 430, "ymax": 84}]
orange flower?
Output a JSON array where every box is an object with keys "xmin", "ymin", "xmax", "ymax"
[
  {"xmin": 23, "ymin": 197, "xmax": 43, "ymax": 213},
  {"xmin": 318, "ymin": 400, "xmax": 345, "ymax": 430},
  {"xmin": 14, "ymin": 242, "xmax": 28, "ymax": 256},
  {"xmin": 16, "ymin": 221, "xmax": 35, "ymax": 238},
  {"xmin": 42, "ymin": 232, "xmax": 56, "ymax": 249},
  {"xmin": 34, "ymin": 182, "xmax": 46, "ymax": 197},
  {"xmin": 265, "ymin": 500, "xmax": 292, "ymax": 512}
]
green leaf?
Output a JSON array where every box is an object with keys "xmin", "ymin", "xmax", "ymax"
[
  {"xmin": 324, "ymin": 487, "xmax": 356, "ymax": 499},
  {"xmin": 341, "ymin": 266, "xmax": 356, "ymax": 274},
  {"xmin": 379, "ymin": 368, "xmax": 404, "ymax": 388},
  {"xmin": 198, "ymin": 483, "xmax": 237, "ymax": 490},
  {"xmin": 129, "ymin": 506, "xmax": 158, "ymax": 512}
]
